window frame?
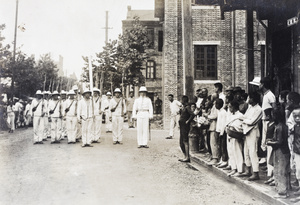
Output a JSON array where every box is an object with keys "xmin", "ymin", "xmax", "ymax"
[{"xmin": 146, "ymin": 60, "xmax": 156, "ymax": 79}]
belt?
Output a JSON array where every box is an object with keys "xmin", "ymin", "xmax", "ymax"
[{"xmin": 138, "ymin": 109, "xmax": 149, "ymax": 112}]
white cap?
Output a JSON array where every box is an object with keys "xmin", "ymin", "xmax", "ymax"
[
  {"xmin": 139, "ymin": 86, "xmax": 147, "ymax": 92},
  {"xmin": 43, "ymin": 91, "xmax": 48, "ymax": 95},
  {"xmin": 93, "ymin": 87, "xmax": 100, "ymax": 93},
  {"xmin": 106, "ymin": 92, "xmax": 112, "ymax": 96},
  {"xmin": 114, "ymin": 88, "xmax": 121, "ymax": 93},
  {"xmin": 249, "ymin": 77, "xmax": 261, "ymax": 86},
  {"xmin": 67, "ymin": 90, "xmax": 76, "ymax": 95},
  {"xmin": 72, "ymin": 85, "xmax": 78, "ymax": 90},
  {"xmin": 52, "ymin": 91, "xmax": 60, "ymax": 95},
  {"xmin": 36, "ymin": 90, "xmax": 42, "ymax": 95},
  {"xmin": 82, "ymin": 89, "xmax": 92, "ymax": 95},
  {"xmin": 46, "ymin": 91, "xmax": 51, "ymax": 94},
  {"xmin": 60, "ymin": 90, "xmax": 67, "ymax": 95}
]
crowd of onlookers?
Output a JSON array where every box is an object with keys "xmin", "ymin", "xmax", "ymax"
[
  {"xmin": 0, "ymin": 97, "xmax": 33, "ymax": 132},
  {"xmin": 170, "ymin": 77, "xmax": 300, "ymax": 202}
]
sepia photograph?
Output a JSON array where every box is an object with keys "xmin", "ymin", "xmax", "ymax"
[{"xmin": 1, "ymin": 0, "xmax": 300, "ymax": 204}]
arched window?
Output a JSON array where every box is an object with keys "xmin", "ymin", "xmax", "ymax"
[{"xmin": 146, "ymin": 60, "xmax": 156, "ymax": 79}]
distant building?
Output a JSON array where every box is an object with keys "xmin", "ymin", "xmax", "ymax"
[
  {"xmin": 122, "ymin": 6, "xmax": 163, "ymax": 102},
  {"xmin": 55, "ymin": 55, "xmax": 64, "ymax": 77}
]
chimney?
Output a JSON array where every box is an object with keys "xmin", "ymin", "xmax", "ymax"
[{"xmin": 127, "ymin": 5, "xmax": 131, "ymax": 11}]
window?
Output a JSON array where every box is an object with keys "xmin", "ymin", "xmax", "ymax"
[
  {"xmin": 158, "ymin": 31, "xmax": 163, "ymax": 52},
  {"xmin": 194, "ymin": 45, "xmax": 217, "ymax": 80},
  {"xmin": 147, "ymin": 29, "xmax": 154, "ymax": 49},
  {"xmin": 146, "ymin": 60, "xmax": 156, "ymax": 79}
]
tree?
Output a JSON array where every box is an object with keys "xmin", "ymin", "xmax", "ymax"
[{"xmin": 117, "ymin": 17, "xmax": 151, "ymax": 87}]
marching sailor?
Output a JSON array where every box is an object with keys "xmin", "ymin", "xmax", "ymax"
[
  {"xmin": 110, "ymin": 88, "xmax": 126, "ymax": 144},
  {"xmin": 132, "ymin": 86, "xmax": 153, "ymax": 148},
  {"xmin": 48, "ymin": 91, "xmax": 62, "ymax": 143},
  {"xmin": 92, "ymin": 87, "xmax": 104, "ymax": 143},
  {"xmin": 73, "ymin": 85, "xmax": 82, "ymax": 142},
  {"xmin": 30, "ymin": 90, "xmax": 45, "ymax": 144},
  {"xmin": 60, "ymin": 90, "xmax": 68, "ymax": 139},
  {"xmin": 103, "ymin": 92, "xmax": 112, "ymax": 133},
  {"xmin": 42, "ymin": 91, "xmax": 50, "ymax": 140},
  {"xmin": 63, "ymin": 90, "xmax": 78, "ymax": 144},
  {"xmin": 77, "ymin": 89, "xmax": 94, "ymax": 147}
]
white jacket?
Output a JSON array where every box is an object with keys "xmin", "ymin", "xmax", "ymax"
[{"xmin": 132, "ymin": 96, "xmax": 153, "ymax": 119}]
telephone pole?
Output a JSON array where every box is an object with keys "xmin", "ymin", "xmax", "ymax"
[
  {"xmin": 99, "ymin": 11, "xmax": 113, "ymax": 94},
  {"xmin": 11, "ymin": 0, "xmax": 19, "ymax": 101}
]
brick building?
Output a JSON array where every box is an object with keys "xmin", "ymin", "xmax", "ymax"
[
  {"xmin": 155, "ymin": 0, "xmax": 266, "ymax": 128},
  {"xmin": 122, "ymin": 6, "xmax": 164, "ymax": 102}
]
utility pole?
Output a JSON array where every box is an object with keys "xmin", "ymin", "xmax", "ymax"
[
  {"xmin": 99, "ymin": 11, "xmax": 113, "ymax": 94},
  {"xmin": 11, "ymin": 0, "xmax": 19, "ymax": 101}
]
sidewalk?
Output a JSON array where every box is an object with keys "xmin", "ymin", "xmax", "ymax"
[{"xmin": 189, "ymin": 152, "xmax": 300, "ymax": 205}]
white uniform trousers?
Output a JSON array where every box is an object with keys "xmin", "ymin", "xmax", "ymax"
[
  {"xmin": 43, "ymin": 116, "xmax": 49, "ymax": 139},
  {"xmin": 66, "ymin": 116, "xmax": 77, "ymax": 143},
  {"xmin": 169, "ymin": 114, "xmax": 179, "ymax": 137},
  {"xmin": 76, "ymin": 121, "xmax": 82, "ymax": 139},
  {"xmin": 51, "ymin": 117, "xmax": 62, "ymax": 142},
  {"xmin": 7, "ymin": 112, "xmax": 15, "ymax": 131},
  {"xmin": 105, "ymin": 112, "xmax": 112, "ymax": 132},
  {"xmin": 137, "ymin": 116, "xmax": 149, "ymax": 146},
  {"xmin": 92, "ymin": 115, "xmax": 102, "ymax": 141},
  {"xmin": 244, "ymin": 127, "xmax": 259, "ymax": 172},
  {"xmin": 61, "ymin": 119, "xmax": 67, "ymax": 137},
  {"xmin": 81, "ymin": 118, "xmax": 93, "ymax": 145},
  {"xmin": 33, "ymin": 116, "xmax": 44, "ymax": 142},
  {"xmin": 112, "ymin": 116, "xmax": 123, "ymax": 142}
]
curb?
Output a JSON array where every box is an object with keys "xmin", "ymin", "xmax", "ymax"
[{"xmin": 189, "ymin": 153, "xmax": 294, "ymax": 205}]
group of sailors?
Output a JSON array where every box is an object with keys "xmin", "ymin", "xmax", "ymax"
[{"xmin": 30, "ymin": 85, "xmax": 153, "ymax": 148}]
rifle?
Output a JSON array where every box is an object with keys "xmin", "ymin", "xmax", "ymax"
[{"xmin": 149, "ymin": 119, "xmax": 151, "ymax": 141}]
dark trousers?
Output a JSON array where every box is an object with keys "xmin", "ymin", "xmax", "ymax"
[
  {"xmin": 179, "ymin": 121, "xmax": 190, "ymax": 154},
  {"xmin": 219, "ymin": 133, "xmax": 228, "ymax": 162}
]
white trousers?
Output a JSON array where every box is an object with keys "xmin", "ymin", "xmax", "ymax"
[
  {"xmin": 61, "ymin": 119, "xmax": 67, "ymax": 137},
  {"xmin": 7, "ymin": 112, "xmax": 15, "ymax": 130},
  {"xmin": 169, "ymin": 114, "xmax": 179, "ymax": 137},
  {"xmin": 51, "ymin": 117, "xmax": 61, "ymax": 142},
  {"xmin": 105, "ymin": 112, "xmax": 112, "ymax": 132},
  {"xmin": 43, "ymin": 116, "xmax": 49, "ymax": 139},
  {"xmin": 66, "ymin": 116, "xmax": 77, "ymax": 143},
  {"xmin": 82, "ymin": 118, "xmax": 93, "ymax": 145},
  {"xmin": 92, "ymin": 115, "xmax": 102, "ymax": 141},
  {"xmin": 244, "ymin": 128, "xmax": 259, "ymax": 172},
  {"xmin": 295, "ymin": 153, "xmax": 300, "ymax": 181},
  {"xmin": 33, "ymin": 116, "xmax": 44, "ymax": 142},
  {"xmin": 76, "ymin": 121, "xmax": 82, "ymax": 139},
  {"xmin": 227, "ymin": 137, "xmax": 243, "ymax": 172},
  {"xmin": 112, "ymin": 116, "xmax": 123, "ymax": 142},
  {"xmin": 137, "ymin": 117, "xmax": 149, "ymax": 146}
]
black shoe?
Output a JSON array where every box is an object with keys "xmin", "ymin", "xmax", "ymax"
[
  {"xmin": 68, "ymin": 142, "xmax": 72, "ymax": 144},
  {"xmin": 33, "ymin": 142, "xmax": 38, "ymax": 145},
  {"xmin": 43, "ymin": 139, "xmax": 47, "ymax": 141},
  {"xmin": 138, "ymin": 145, "xmax": 143, "ymax": 148},
  {"xmin": 165, "ymin": 136, "xmax": 173, "ymax": 139},
  {"xmin": 47, "ymin": 136, "xmax": 51, "ymax": 138},
  {"xmin": 56, "ymin": 140, "xmax": 60, "ymax": 143},
  {"xmin": 81, "ymin": 144, "xmax": 86, "ymax": 148},
  {"xmin": 76, "ymin": 139, "xmax": 80, "ymax": 142},
  {"xmin": 39, "ymin": 141, "xmax": 44, "ymax": 144},
  {"xmin": 86, "ymin": 144, "xmax": 93, "ymax": 147},
  {"xmin": 51, "ymin": 141, "xmax": 55, "ymax": 144},
  {"xmin": 143, "ymin": 145, "xmax": 149, "ymax": 148}
]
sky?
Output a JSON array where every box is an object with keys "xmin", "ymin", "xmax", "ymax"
[{"xmin": 0, "ymin": 0, "xmax": 154, "ymax": 79}]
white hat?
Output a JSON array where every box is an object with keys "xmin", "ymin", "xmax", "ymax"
[
  {"xmin": 82, "ymin": 89, "xmax": 92, "ymax": 95},
  {"xmin": 106, "ymin": 92, "xmax": 112, "ymax": 96},
  {"xmin": 67, "ymin": 90, "xmax": 76, "ymax": 95},
  {"xmin": 93, "ymin": 87, "xmax": 100, "ymax": 93},
  {"xmin": 36, "ymin": 90, "xmax": 42, "ymax": 95},
  {"xmin": 60, "ymin": 90, "xmax": 67, "ymax": 95},
  {"xmin": 249, "ymin": 77, "xmax": 261, "ymax": 86},
  {"xmin": 139, "ymin": 86, "xmax": 147, "ymax": 92},
  {"xmin": 72, "ymin": 85, "xmax": 78, "ymax": 90},
  {"xmin": 43, "ymin": 91, "xmax": 48, "ymax": 95},
  {"xmin": 46, "ymin": 91, "xmax": 51, "ymax": 94},
  {"xmin": 114, "ymin": 88, "xmax": 121, "ymax": 93},
  {"xmin": 52, "ymin": 90, "xmax": 60, "ymax": 95}
]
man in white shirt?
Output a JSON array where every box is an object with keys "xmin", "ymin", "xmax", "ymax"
[
  {"xmin": 30, "ymin": 90, "xmax": 45, "ymax": 144},
  {"xmin": 126, "ymin": 91, "xmax": 135, "ymax": 128},
  {"xmin": 60, "ymin": 90, "xmax": 68, "ymax": 139},
  {"xmin": 214, "ymin": 82, "xmax": 226, "ymax": 103},
  {"xmin": 73, "ymin": 85, "xmax": 82, "ymax": 142},
  {"xmin": 43, "ymin": 91, "xmax": 50, "ymax": 140},
  {"xmin": 166, "ymin": 94, "xmax": 182, "ymax": 139},
  {"xmin": 24, "ymin": 100, "xmax": 32, "ymax": 128},
  {"xmin": 77, "ymin": 89, "xmax": 94, "ymax": 147},
  {"xmin": 63, "ymin": 90, "xmax": 77, "ymax": 144},
  {"xmin": 132, "ymin": 86, "xmax": 153, "ymax": 148},
  {"xmin": 110, "ymin": 88, "xmax": 126, "ymax": 144},
  {"xmin": 92, "ymin": 87, "xmax": 104, "ymax": 143},
  {"xmin": 103, "ymin": 92, "xmax": 112, "ymax": 133},
  {"xmin": 48, "ymin": 91, "xmax": 62, "ymax": 143}
]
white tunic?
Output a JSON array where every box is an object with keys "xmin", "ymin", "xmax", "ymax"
[
  {"xmin": 77, "ymin": 98, "xmax": 93, "ymax": 120},
  {"xmin": 30, "ymin": 99, "xmax": 45, "ymax": 117},
  {"xmin": 110, "ymin": 97, "xmax": 126, "ymax": 117},
  {"xmin": 48, "ymin": 100, "xmax": 62, "ymax": 118},
  {"xmin": 132, "ymin": 96, "xmax": 153, "ymax": 119},
  {"xmin": 63, "ymin": 99, "xmax": 77, "ymax": 117}
]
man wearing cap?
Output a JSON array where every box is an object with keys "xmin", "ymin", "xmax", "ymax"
[
  {"xmin": 48, "ymin": 91, "xmax": 62, "ymax": 143},
  {"xmin": 30, "ymin": 90, "xmax": 45, "ymax": 144},
  {"xmin": 63, "ymin": 90, "xmax": 77, "ymax": 144},
  {"xmin": 132, "ymin": 86, "xmax": 153, "ymax": 148},
  {"xmin": 103, "ymin": 92, "xmax": 113, "ymax": 133},
  {"xmin": 126, "ymin": 91, "xmax": 135, "ymax": 128},
  {"xmin": 42, "ymin": 91, "xmax": 50, "ymax": 140},
  {"xmin": 60, "ymin": 90, "xmax": 68, "ymax": 139},
  {"xmin": 110, "ymin": 88, "xmax": 126, "ymax": 144},
  {"xmin": 92, "ymin": 87, "xmax": 104, "ymax": 143},
  {"xmin": 73, "ymin": 85, "xmax": 82, "ymax": 141},
  {"xmin": 77, "ymin": 89, "xmax": 94, "ymax": 147}
]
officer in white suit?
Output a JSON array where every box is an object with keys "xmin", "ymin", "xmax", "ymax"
[
  {"xmin": 30, "ymin": 90, "xmax": 45, "ymax": 144},
  {"xmin": 63, "ymin": 90, "xmax": 78, "ymax": 144},
  {"xmin": 103, "ymin": 92, "xmax": 112, "ymax": 133},
  {"xmin": 132, "ymin": 86, "xmax": 153, "ymax": 148},
  {"xmin": 48, "ymin": 91, "xmax": 62, "ymax": 143},
  {"xmin": 77, "ymin": 89, "xmax": 94, "ymax": 147}
]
